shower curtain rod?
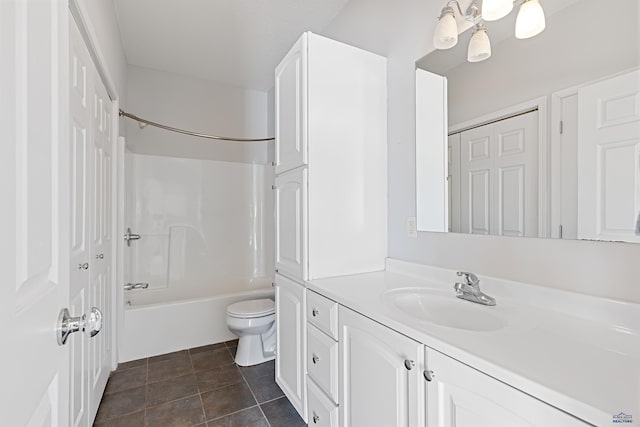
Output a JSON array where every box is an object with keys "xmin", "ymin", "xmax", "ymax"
[{"xmin": 118, "ymin": 109, "xmax": 275, "ymax": 142}]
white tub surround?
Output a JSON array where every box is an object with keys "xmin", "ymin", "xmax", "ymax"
[{"xmin": 306, "ymin": 259, "xmax": 640, "ymax": 427}]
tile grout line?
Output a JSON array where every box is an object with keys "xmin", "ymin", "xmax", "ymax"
[
  {"xmin": 144, "ymin": 357, "xmax": 149, "ymax": 426},
  {"xmin": 188, "ymin": 349, "xmax": 208, "ymax": 427},
  {"xmin": 237, "ymin": 364, "xmax": 273, "ymax": 427}
]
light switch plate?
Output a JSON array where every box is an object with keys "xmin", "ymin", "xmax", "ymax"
[{"xmin": 407, "ymin": 217, "xmax": 417, "ymax": 238}]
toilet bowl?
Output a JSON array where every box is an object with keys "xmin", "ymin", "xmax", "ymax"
[{"xmin": 226, "ymin": 298, "xmax": 276, "ymax": 366}]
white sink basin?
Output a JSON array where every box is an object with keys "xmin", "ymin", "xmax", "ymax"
[{"xmin": 383, "ymin": 288, "xmax": 507, "ymax": 332}]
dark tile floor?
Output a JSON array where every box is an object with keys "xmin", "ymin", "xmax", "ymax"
[{"xmin": 94, "ymin": 340, "xmax": 306, "ymax": 427}]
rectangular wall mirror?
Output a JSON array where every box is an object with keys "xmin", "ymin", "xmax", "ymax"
[{"xmin": 416, "ymin": 0, "xmax": 640, "ymax": 243}]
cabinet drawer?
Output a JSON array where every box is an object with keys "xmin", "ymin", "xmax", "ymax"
[
  {"xmin": 307, "ymin": 324, "xmax": 339, "ymax": 403},
  {"xmin": 307, "ymin": 291, "xmax": 338, "ymax": 339},
  {"xmin": 307, "ymin": 378, "xmax": 339, "ymax": 427}
]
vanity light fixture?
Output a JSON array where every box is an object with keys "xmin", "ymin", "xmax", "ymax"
[
  {"xmin": 515, "ymin": 0, "xmax": 546, "ymax": 39},
  {"xmin": 433, "ymin": 0, "xmax": 546, "ymax": 62},
  {"xmin": 467, "ymin": 24, "xmax": 491, "ymax": 62},
  {"xmin": 482, "ymin": 0, "xmax": 513, "ymax": 21},
  {"xmin": 433, "ymin": 6, "xmax": 458, "ymax": 49}
]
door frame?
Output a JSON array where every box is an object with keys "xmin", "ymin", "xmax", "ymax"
[
  {"xmin": 449, "ymin": 96, "xmax": 548, "ymax": 238},
  {"xmin": 68, "ymin": 0, "xmax": 122, "ymax": 371}
]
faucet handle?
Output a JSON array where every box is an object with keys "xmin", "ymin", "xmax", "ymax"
[{"xmin": 456, "ymin": 271, "xmax": 479, "ymax": 286}]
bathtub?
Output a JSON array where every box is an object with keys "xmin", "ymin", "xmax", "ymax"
[{"xmin": 120, "ymin": 287, "xmax": 274, "ymax": 362}]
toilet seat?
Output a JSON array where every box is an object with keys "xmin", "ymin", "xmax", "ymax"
[{"xmin": 227, "ymin": 298, "xmax": 275, "ymax": 319}]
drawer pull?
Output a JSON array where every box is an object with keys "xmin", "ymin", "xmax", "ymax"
[
  {"xmin": 312, "ymin": 412, "xmax": 320, "ymax": 424},
  {"xmin": 312, "ymin": 354, "xmax": 320, "ymax": 364},
  {"xmin": 404, "ymin": 359, "xmax": 415, "ymax": 370},
  {"xmin": 423, "ymin": 369, "xmax": 435, "ymax": 382},
  {"xmin": 312, "ymin": 308, "xmax": 319, "ymax": 317}
]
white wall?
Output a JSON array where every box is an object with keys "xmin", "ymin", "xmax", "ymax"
[
  {"xmin": 126, "ymin": 65, "xmax": 270, "ymax": 164},
  {"xmin": 125, "ymin": 153, "xmax": 272, "ymax": 305},
  {"xmin": 321, "ymin": 0, "xmax": 640, "ymax": 304}
]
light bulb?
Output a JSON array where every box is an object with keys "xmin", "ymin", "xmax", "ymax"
[
  {"xmin": 467, "ymin": 25, "xmax": 491, "ymax": 62},
  {"xmin": 433, "ymin": 7, "xmax": 458, "ymax": 49},
  {"xmin": 482, "ymin": 0, "xmax": 513, "ymax": 21},
  {"xmin": 515, "ymin": 0, "xmax": 546, "ymax": 39}
]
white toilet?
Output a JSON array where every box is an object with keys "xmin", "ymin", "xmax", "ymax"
[{"xmin": 226, "ymin": 298, "xmax": 276, "ymax": 366}]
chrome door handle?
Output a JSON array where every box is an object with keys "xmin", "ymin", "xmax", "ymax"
[
  {"xmin": 423, "ymin": 369, "xmax": 435, "ymax": 382},
  {"xmin": 96, "ymin": 253, "xmax": 104, "ymax": 259},
  {"xmin": 57, "ymin": 307, "xmax": 103, "ymax": 346},
  {"xmin": 124, "ymin": 227, "xmax": 141, "ymax": 247},
  {"xmin": 404, "ymin": 359, "xmax": 415, "ymax": 370}
]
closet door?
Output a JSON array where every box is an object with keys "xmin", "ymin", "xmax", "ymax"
[
  {"xmin": 275, "ymin": 33, "xmax": 307, "ymax": 174},
  {"xmin": 69, "ymin": 15, "xmax": 113, "ymax": 426},
  {"xmin": 88, "ymin": 69, "xmax": 113, "ymax": 420},
  {"xmin": 274, "ymin": 167, "xmax": 307, "ymax": 281},
  {"xmin": 459, "ymin": 111, "xmax": 538, "ymax": 237},
  {"xmin": 69, "ymin": 17, "xmax": 95, "ymax": 427}
]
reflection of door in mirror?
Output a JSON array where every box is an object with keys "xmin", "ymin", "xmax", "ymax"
[
  {"xmin": 450, "ymin": 111, "xmax": 539, "ymax": 237},
  {"xmin": 577, "ymin": 69, "xmax": 640, "ymax": 243}
]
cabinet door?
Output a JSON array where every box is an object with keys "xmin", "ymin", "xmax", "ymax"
[
  {"xmin": 427, "ymin": 350, "xmax": 589, "ymax": 427},
  {"xmin": 275, "ymin": 274, "xmax": 307, "ymax": 421},
  {"xmin": 274, "ymin": 167, "xmax": 307, "ymax": 281},
  {"xmin": 339, "ymin": 306, "xmax": 425, "ymax": 427},
  {"xmin": 275, "ymin": 33, "xmax": 307, "ymax": 174}
]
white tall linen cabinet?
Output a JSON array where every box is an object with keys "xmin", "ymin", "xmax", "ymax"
[{"xmin": 273, "ymin": 32, "xmax": 387, "ymax": 421}]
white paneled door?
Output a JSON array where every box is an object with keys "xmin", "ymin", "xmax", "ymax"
[
  {"xmin": 459, "ymin": 111, "xmax": 539, "ymax": 237},
  {"xmin": 1, "ymin": 4, "xmax": 114, "ymax": 425},
  {"xmin": 1, "ymin": 1, "xmax": 70, "ymax": 425},
  {"xmin": 69, "ymin": 13, "xmax": 114, "ymax": 426},
  {"xmin": 578, "ymin": 69, "xmax": 640, "ymax": 243}
]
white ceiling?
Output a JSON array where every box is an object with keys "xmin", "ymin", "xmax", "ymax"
[{"xmin": 114, "ymin": 0, "xmax": 350, "ymax": 91}]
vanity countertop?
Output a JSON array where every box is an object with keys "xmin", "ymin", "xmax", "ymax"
[{"xmin": 306, "ymin": 259, "xmax": 640, "ymax": 427}]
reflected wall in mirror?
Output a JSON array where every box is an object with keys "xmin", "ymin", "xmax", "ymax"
[{"xmin": 416, "ymin": 0, "xmax": 640, "ymax": 243}]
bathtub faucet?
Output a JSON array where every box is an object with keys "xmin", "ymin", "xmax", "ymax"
[{"xmin": 124, "ymin": 282, "xmax": 149, "ymax": 291}]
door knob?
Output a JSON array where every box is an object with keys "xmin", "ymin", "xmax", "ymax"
[
  {"xmin": 404, "ymin": 359, "xmax": 415, "ymax": 370},
  {"xmin": 124, "ymin": 228, "xmax": 141, "ymax": 247},
  {"xmin": 423, "ymin": 369, "xmax": 435, "ymax": 382},
  {"xmin": 57, "ymin": 307, "xmax": 103, "ymax": 346}
]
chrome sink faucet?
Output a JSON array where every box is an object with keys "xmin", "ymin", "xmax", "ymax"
[{"xmin": 454, "ymin": 272, "xmax": 496, "ymax": 306}]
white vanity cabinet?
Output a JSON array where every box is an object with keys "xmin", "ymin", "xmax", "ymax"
[
  {"xmin": 339, "ymin": 306, "xmax": 426, "ymax": 427},
  {"xmin": 275, "ymin": 274, "xmax": 307, "ymax": 418},
  {"xmin": 273, "ymin": 31, "xmax": 387, "ymax": 283},
  {"xmin": 275, "ymin": 33, "xmax": 307, "ymax": 175},
  {"xmin": 274, "ymin": 168, "xmax": 307, "ymax": 281},
  {"xmin": 306, "ymin": 291, "xmax": 340, "ymax": 427},
  {"xmin": 426, "ymin": 349, "xmax": 589, "ymax": 427},
  {"xmin": 274, "ymin": 31, "xmax": 387, "ymax": 422}
]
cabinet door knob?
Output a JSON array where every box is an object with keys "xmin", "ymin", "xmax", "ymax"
[
  {"xmin": 312, "ymin": 308, "xmax": 319, "ymax": 317},
  {"xmin": 96, "ymin": 253, "xmax": 104, "ymax": 259},
  {"xmin": 404, "ymin": 359, "xmax": 415, "ymax": 370},
  {"xmin": 312, "ymin": 412, "xmax": 320, "ymax": 424},
  {"xmin": 312, "ymin": 354, "xmax": 320, "ymax": 364},
  {"xmin": 78, "ymin": 263, "xmax": 89, "ymax": 270},
  {"xmin": 423, "ymin": 369, "xmax": 435, "ymax": 382}
]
